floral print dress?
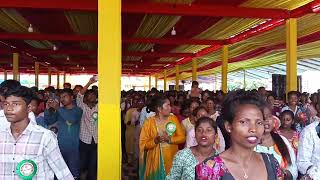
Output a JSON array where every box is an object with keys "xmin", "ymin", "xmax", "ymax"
[{"xmin": 195, "ymin": 153, "xmax": 282, "ymax": 180}]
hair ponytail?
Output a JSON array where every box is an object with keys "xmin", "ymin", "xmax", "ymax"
[{"xmin": 270, "ymin": 131, "xmax": 292, "ymax": 165}]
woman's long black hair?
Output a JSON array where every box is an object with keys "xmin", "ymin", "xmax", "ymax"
[
  {"xmin": 270, "ymin": 131, "xmax": 292, "ymax": 165},
  {"xmin": 264, "ymin": 104, "xmax": 292, "ymax": 166}
]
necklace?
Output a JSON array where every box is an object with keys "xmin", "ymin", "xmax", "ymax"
[{"xmin": 233, "ymin": 151, "xmax": 253, "ymax": 179}]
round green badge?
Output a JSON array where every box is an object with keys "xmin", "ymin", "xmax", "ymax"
[
  {"xmin": 92, "ymin": 112, "xmax": 98, "ymax": 121},
  {"xmin": 166, "ymin": 122, "xmax": 176, "ymax": 136},
  {"xmin": 16, "ymin": 160, "xmax": 37, "ymax": 180}
]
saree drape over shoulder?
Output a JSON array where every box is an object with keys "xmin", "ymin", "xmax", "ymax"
[{"xmin": 139, "ymin": 114, "xmax": 185, "ymax": 180}]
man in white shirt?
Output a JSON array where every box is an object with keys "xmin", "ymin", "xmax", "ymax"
[
  {"xmin": 0, "ymin": 85, "xmax": 73, "ymax": 179},
  {"xmin": 297, "ymin": 117, "xmax": 320, "ymax": 179}
]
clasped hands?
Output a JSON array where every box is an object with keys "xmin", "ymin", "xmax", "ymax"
[{"xmin": 154, "ymin": 133, "xmax": 170, "ymax": 144}]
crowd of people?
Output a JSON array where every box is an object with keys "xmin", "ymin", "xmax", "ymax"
[
  {"xmin": 0, "ymin": 78, "xmax": 98, "ymax": 180},
  {"xmin": 1, "ymin": 77, "xmax": 320, "ymax": 179},
  {"xmin": 121, "ymin": 81, "xmax": 320, "ymax": 180}
]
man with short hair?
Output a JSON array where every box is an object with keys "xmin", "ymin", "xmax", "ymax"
[
  {"xmin": 77, "ymin": 78, "xmax": 98, "ymax": 180},
  {"xmin": 45, "ymin": 88, "xmax": 83, "ymax": 179},
  {"xmin": 258, "ymin": 86, "xmax": 267, "ymax": 99},
  {"xmin": 64, "ymin": 83, "xmax": 72, "ymax": 89},
  {"xmin": 0, "ymin": 86, "xmax": 73, "ymax": 179},
  {"xmin": 0, "ymin": 80, "xmax": 36, "ymax": 130}
]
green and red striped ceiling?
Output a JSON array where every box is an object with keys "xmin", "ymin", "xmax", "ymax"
[{"xmin": 0, "ymin": 0, "xmax": 320, "ymax": 77}]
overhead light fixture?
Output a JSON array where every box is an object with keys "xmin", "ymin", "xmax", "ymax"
[
  {"xmin": 82, "ymin": 67, "xmax": 85, "ymax": 71},
  {"xmin": 135, "ymin": 65, "xmax": 138, "ymax": 68},
  {"xmin": 77, "ymin": 64, "xmax": 80, "ymax": 68},
  {"xmin": 53, "ymin": 45, "xmax": 58, "ymax": 51},
  {"xmin": 28, "ymin": 24, "xmax": 33, "ymax": 33},
  {"xmin": 175, "ymin": 58, "xmax": 183, "ymax": 62},
  {"xmin": 171, "ymin": 27, "xmax": 176, "ymax": 36},
  {"xmin": 140, "ymin": 59, "xmax": 143, "ymax": 63},
  {"xmin": 66, "ymin": 56, "xmax": 70, "ymax": 61},
  {"xmin": 45, "ymin": 62, "xmax": 50, "ymax": 65},
  {"xmin": 151, "ymin": 47, "xmax": 154, "ymax": 52},
  {"xmin": 313, "ymin": 3, "xmax": 320, "ymax": 12}
]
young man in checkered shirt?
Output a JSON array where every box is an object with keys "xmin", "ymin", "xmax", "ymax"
[
  {"xmin": 77, "ymin": 77, "xmax": 98, "ymax": 180},
  {"xmin": 0, "ymin": 86, "xmax": 73, "ymax": 180}
]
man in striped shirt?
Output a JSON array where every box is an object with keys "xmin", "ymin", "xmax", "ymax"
[{"xmin": 0, "ymin": 86, "xmax": 73, "ymax": 180}]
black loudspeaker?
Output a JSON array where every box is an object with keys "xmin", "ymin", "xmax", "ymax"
[
  {"xmin": 272, "ymin": 74, "xmax": 302, "ymax": 98},
  {"xmin": 169, "ymin": 85, "xmax": 175, "ymax": 91},
  {"xmin": 168, "ymin": 85, "xmax": 184, "ymax": 91}
]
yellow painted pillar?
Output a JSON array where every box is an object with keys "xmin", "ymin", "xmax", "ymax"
[
  {"xmin": 155, "ymin": 74, "xmax": 158, "ymax": 89},
  {"xmin": 98, "ymin": 0, "xmax": 121, "ymax": 179},
  {"xmin": 286, "ymin": 18, "xmax": 297, "ymax": 94},
  {"xmin": 164, "ymin": 69, "xmax": 167, "ymax": 91},
  {"xmin": 63, "ymin": 71, "xmax": 66, "ymax": 85},
  {"xmin": 48, "ymin": 65, "xmax": 51, "ymax": 86},
  {"xmin": 4, "ymin": 70, "xmax": 7, "ymax": 80},
  {"xmin": 12, "ymin": 53, "xmax": 19, "ymax": 81},
  {"xmin": 149, "ymin": 75, "xmax": 151, "ymax": 90},
  {"xmin": 35, "ymin": 62, "xmax": 39, "ymax": 88},
  {"xmin": 175, "ymin": 65, "xmax": 180, "ymax": 91},
  {"xmin": 221, "ymin": 45, "xmax": 228, "ymax": 93},
  {"xmin": 192, "ymin": 59, "xmax": 197, "ymax": 81},
  {"xmin": 57, "ymin": 71, "xmax": 60, "ymax": 89}
]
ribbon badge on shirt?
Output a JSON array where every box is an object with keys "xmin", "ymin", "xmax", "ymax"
[
  {"xmin": 66, "ymin": 120, "xmax": 72, "ymax": 133},
  {"xmin": 165, "ymin": 122, "xmax": 176, "ymax": 136},
  {"xmin": 92, "ymin": 112, "xmax": 98, "ymax": 124},
  {"xmin": 16, "ymin": 160, "xmax": 37, "ymax": 180}
]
